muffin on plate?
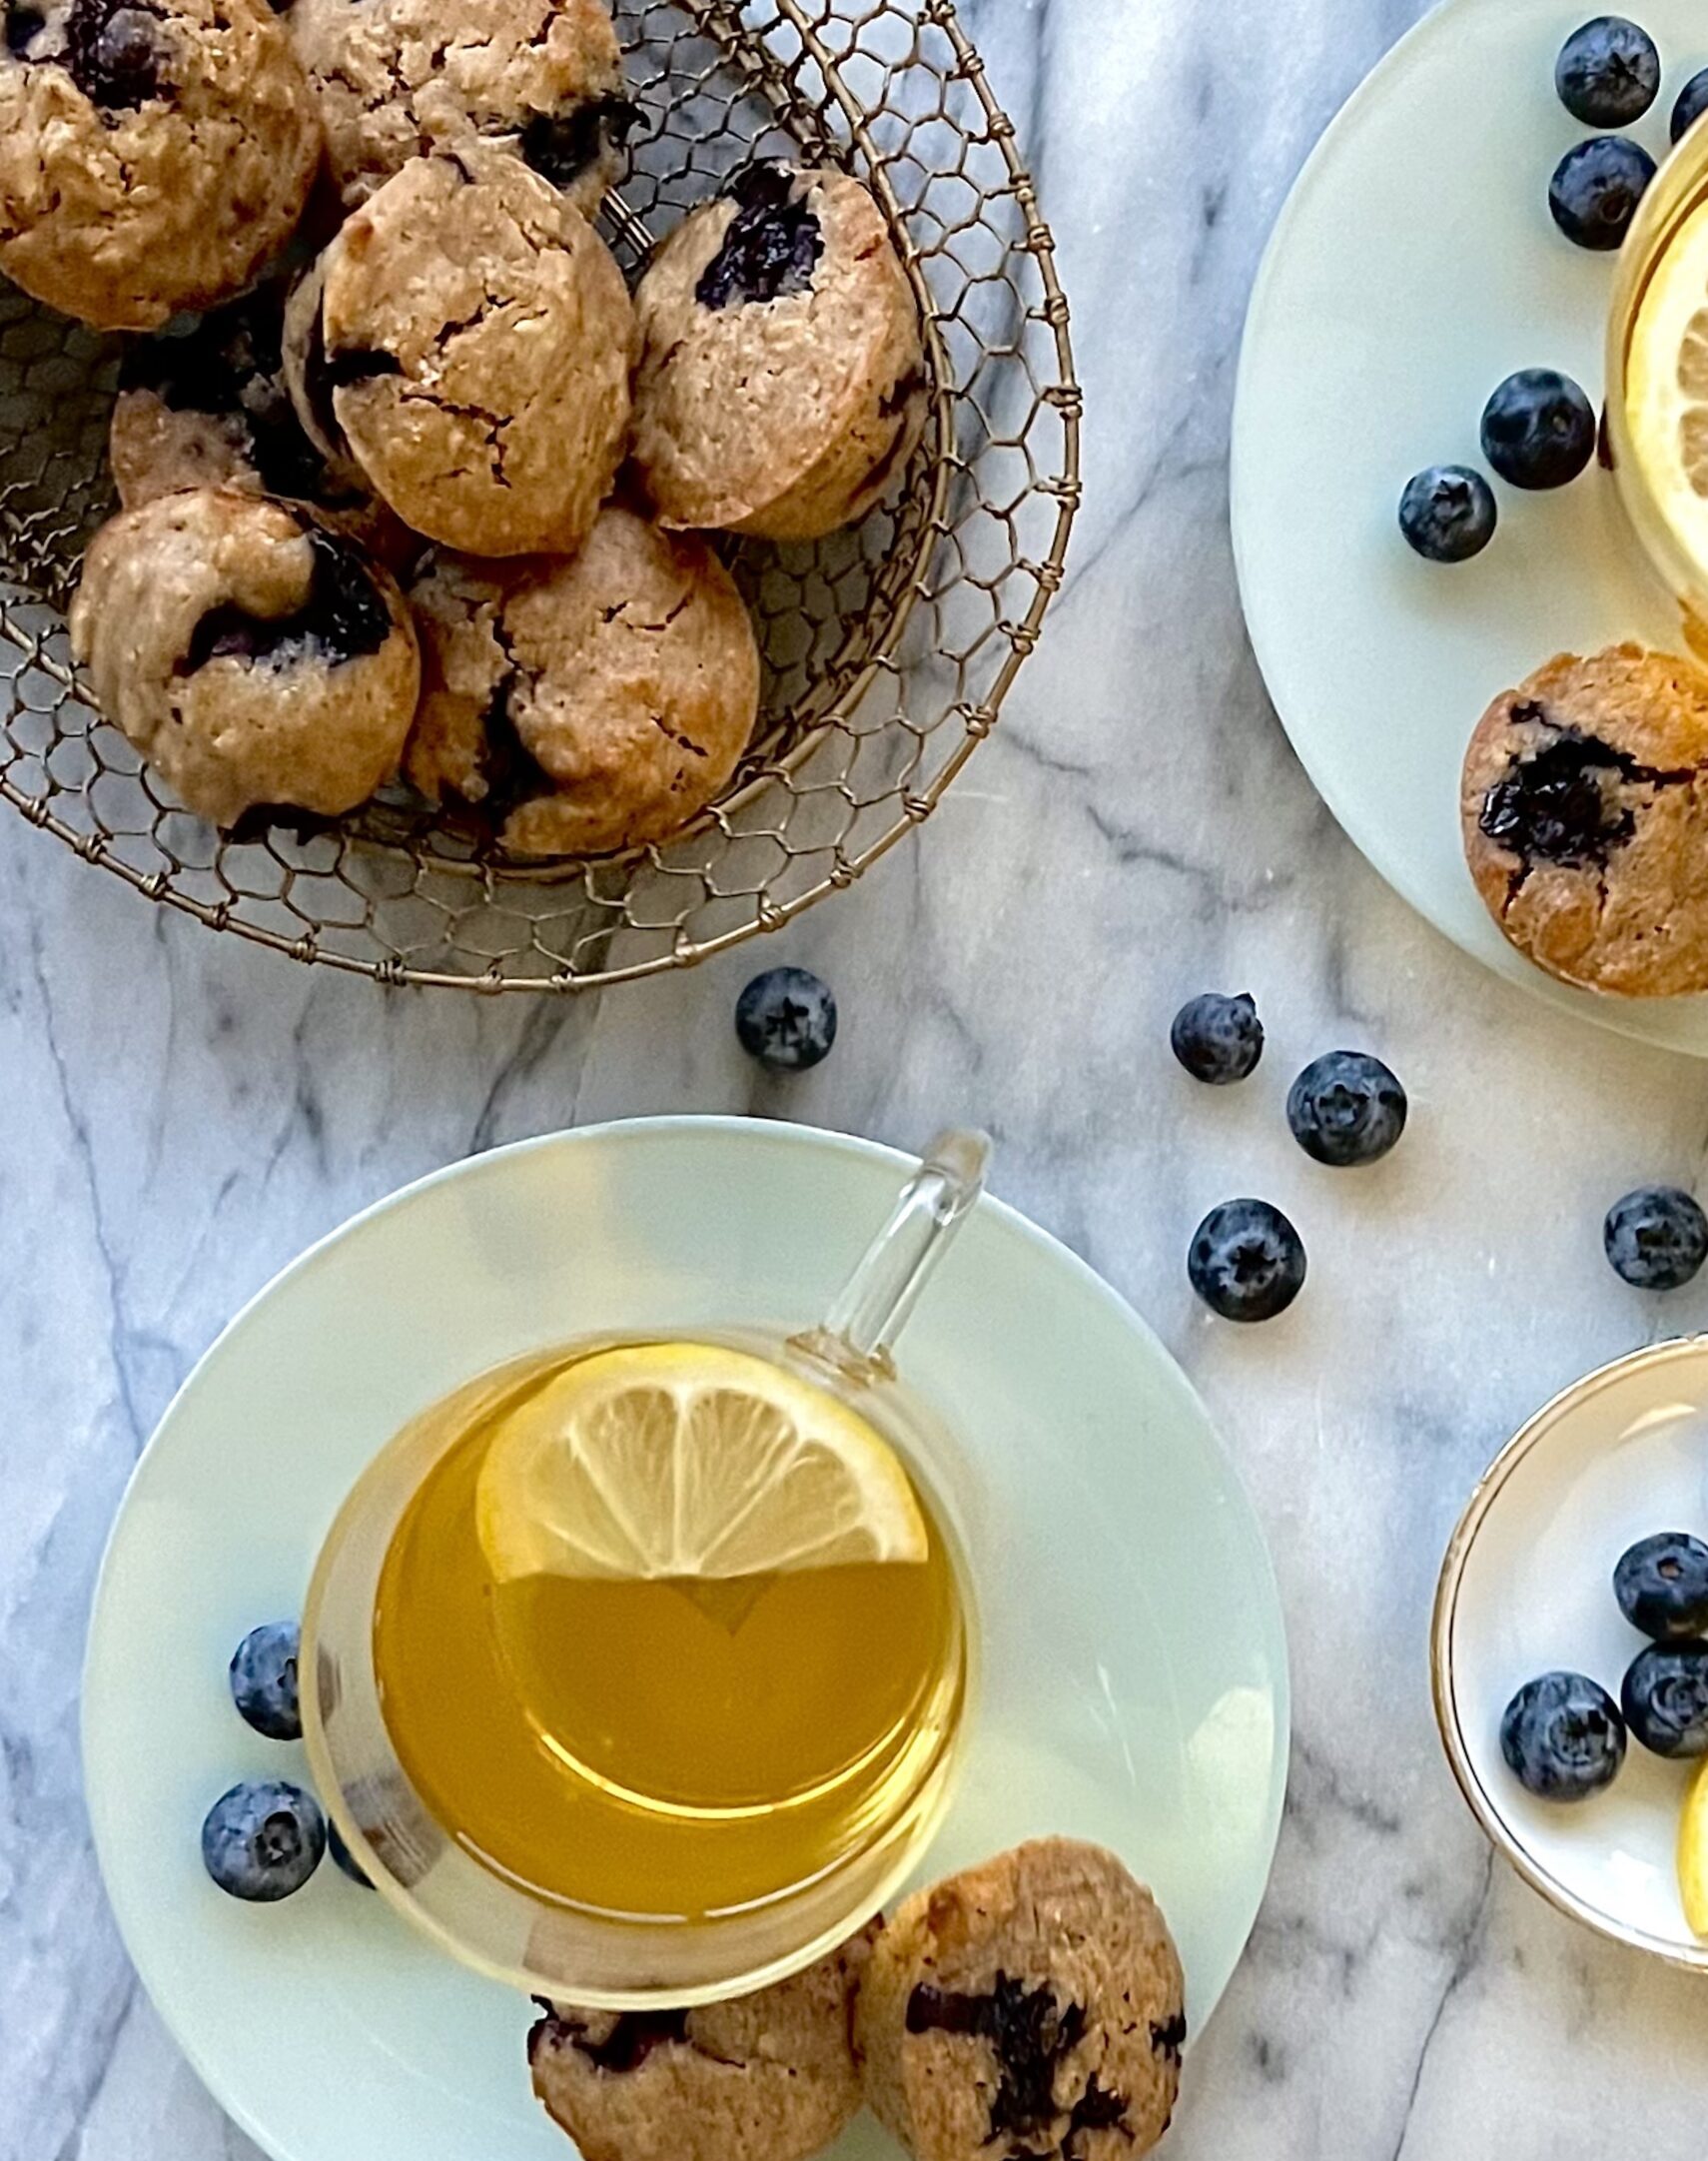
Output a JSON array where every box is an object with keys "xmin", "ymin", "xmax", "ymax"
[
  {"xmin": 1461, "ymin": 643, "xmax": 1708, "ymax": 997},
  {"xmin": 0, "ymin": 0, "xmax": 319, "ymax": 330},
  {"xmin": 528, "ymin": 1924, "xmax": 874, "ymax": 2161},
  {"xmin": 289, "ymin": 0, "xmax": 635, "ymax": 215},
  {"xmin": 70, "ymin": 488, "xmax": 420, "ymax": 829},
  {"xmin": 630, "ymin": 160, "xmax": 926, "ymax": 540},
  {"xmin": 284, "ymin": 149, "xmax": 634, "ymax": 557},
  {"xmin": 856, "ymin": 1839, "xmax": 1186, "ymax": 2161},
  {"xmin": 406, "ymin": 504, "xmax": 760, "ymax": 855}
]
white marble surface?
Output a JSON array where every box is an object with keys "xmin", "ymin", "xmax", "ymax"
[{"xmin": 8, "ymin": 0, "xmax": 1708, "ymax": 2155}]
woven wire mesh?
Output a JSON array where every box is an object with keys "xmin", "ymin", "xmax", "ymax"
[{"xmin": 0, "ymin": 0, "xmax": 1079, "ymax": 990}]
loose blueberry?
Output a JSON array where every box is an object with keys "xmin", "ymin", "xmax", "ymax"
[
  {"xmin": 327, "ymin": 1816, "xmax": 374, "ymax": 1887},
  {"xmin": 1555, "ymin": 17, "xmax": 1661, "ymax": 127},
  {"xmin": 1187, "ymin": 1199, "xmax": 1306, "ymax": 1323},
  {"xmin": 734, "ymin": 966, "xmax": 837, "ymax": 1071},
  {"xmin": 1614, "ymin": 1534, "xmax": 1708, "ymax": 1640},
  {"xmin": 1622, "ymin": 1640, "xmax": 1708, "ymax": 1757},
  {"xmin": 1604, "ymin": 1186, "xmax": 1708, "ymax": 1290},
  {"xmin": 1285, "ymin": 1051, "xmax": 1407, "ymax": 1169},
  {"xmin": 1548, "ymin": 136, "xmax": 1656, "ymax": 251},
  {"xmin": 201, "ymin": 1780, "xmax": 326, "ymax": 1900},
  {"xmin": 229, "ymin": 1621, "xmax": 301, "ymax": 1739},
  {"xmin": 1170, "ymin": 992, "xmax": 1265, "ymax": 1084},
  {"xmin": 1674, "ymin": 66, "xmax": 1708, "ymax": 143},
  {"xmin": 1480, "ymin": 371, "xmax": 1597, "ymax": 491},
  {"xmin": 1499, "ymin": 1671, "xmax": 1626, "ymax": 1799},
  {"xmin": 1397, "ymin": 466, "xmax": 1497, "ymax": 563}
]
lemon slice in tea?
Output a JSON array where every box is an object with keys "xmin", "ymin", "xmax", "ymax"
[
  {"xmin": 1681, "ymin": 1756, "xmax": 1708, "ymax": 1939},
  {"xmin": 1624, "ymin": 195, "xmax": 1708, "ymax": 572},
  {"xmin": 474, "ymin": 1342, "xmax": 928, "ymax": 1585}
]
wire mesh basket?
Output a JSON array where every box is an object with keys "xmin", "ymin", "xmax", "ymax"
[{"xmin": 0, "ymin": 0, "xmax": 1079, "ymax": 990}]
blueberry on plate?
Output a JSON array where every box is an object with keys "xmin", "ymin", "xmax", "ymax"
[
  {"xmin": 1675, "ymin": 66, "xmax": 1708, "ymax": 143},
  {"xmin": 202, "ymin": 1780, "xmax": 326, "ymax": 1901},
  {"xmin": 1622, "ymin": 1640, "xmax": 1708, "ymax": 1756},
  {"xmin": 1285, "ymin": 1051, "xmax": 1407, "ymax": 1168},
  {"xmin": 1170, "ymin": 991, "xmax": 1265, "ymax": 1083},
  {"xmin": 734, "ymin": 966, "xmax": 837, "ymax": 1072},
  {"xmin": 1500, "ymin": 1671, "xmax": 1626, "ymax": 1799},
  {"xmin": 1548, "ymin": 136, "xmax": 1656, "ymax": 251},
  {"xmin": 1614, "ymin": 1533, "xmax": 1708, "ymax": 1640},
  {"xmin": 229, "ymin": 1620, "xmax": 301, "ymax": 1740},
  {"xmin": 1604, "ymin": 1185, "xmax": 1708, "ymax": 1290},
  {"xmin": 1397, "ymin": 466, "xmax": 1498, "ymax": 563},
  {"xmin": 327, "ymin": 1816, "xmax": 374, "ymax": 1888},
  {"xmin": 1555, "ymin": 16, "xmax": 1661, "ymax": 127},
  {"xmin": 1187, "ymin": 1199, "xmax": 1306, "ymax": 1323},
  {"xmin": 1480, "ymin": 370, "xmax": 1597, "ymax": 491}
]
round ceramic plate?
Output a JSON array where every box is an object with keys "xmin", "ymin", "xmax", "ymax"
[
  {"xmin": 1233, "ymin": 0, "xmax": 1708, "ymax": 1055},
  {"xmin": 1433, "ymin": 1338, "xmax": 1708, "ymax": 1967},
  {"xmin": 82, "ymin": 1118, "xmax": 1288, "ymax": 2161}
]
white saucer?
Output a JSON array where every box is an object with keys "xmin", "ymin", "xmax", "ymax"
[
  {"xmin": 1433, "ymin": 1338, "xmax": 1708, "ymax": 1967},
  {"xmin": 82, "ymin": 1118, "xmax": 1288, "ymax": 2161},
  {"xmin": 1233, "ymin": 0, "xmax": 1708, "ymax": 1055}
]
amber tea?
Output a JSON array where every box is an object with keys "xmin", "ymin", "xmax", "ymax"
[{"xmin": 371, "ymin": 1338, "xmax": 969, "ymax": 1924}]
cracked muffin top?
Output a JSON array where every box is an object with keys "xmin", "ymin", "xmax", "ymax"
[
  {"xmin": 0, "ymin": 0, "xmax": 320, "ymax": 329},
  {"xmin": 288, "ymin": 0, "xmax": 634, "ymax": 215},
  {"xmin": 855, "ymin": 1839, "xmax": 1186, "ymax": 2161},
  {"xmin": 69, "ymin": 487, "xmax": 420, "ymax": 828},
  {"xmin": 1461, "ymin": 644, "xmax": 1708, "ymax": 997},
  {"xmin": 630, "ymin": 160, "xmax": 927, "ymax": 541},
  {"xmin": 283, "ymin": 148, "xmax": 634, "ymax": 557},
  {"xmin": 527, "ymin": 1924, "xmax": 874, "ymax": 2161},
  {"xmin": 405, "ymin": 504, "xmax": 760, "ymax": 856}
]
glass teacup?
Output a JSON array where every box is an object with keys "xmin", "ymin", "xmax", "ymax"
[{"xmin": 301, "ymin": 1132, "xmax": 987, "ymax": 2007}]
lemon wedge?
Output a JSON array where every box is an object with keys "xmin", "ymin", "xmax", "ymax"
[
  {"xmin": 1681, "ymin": 1756, "xmax": 1708, "ymax": 1939},
  {"xmin": 1624, "ymin": 195, "xmax": 1708, "ymax": 574},
  {"xmin": 474, "ymin": 1342, "xmax": 928, "ymax": 1585}
]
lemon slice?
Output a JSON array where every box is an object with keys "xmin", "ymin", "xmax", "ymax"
[
  {"xmin": 1624, "ymin": 195, "xmax": 1708, "ymax": 572},
  {"xmin": 474, "ymin": 1342, "xmax": 928, "ymax": 1585},
  {"xmin": 1681, "ymin": 1756, "xmax": 1708, "ymax": 1939}
]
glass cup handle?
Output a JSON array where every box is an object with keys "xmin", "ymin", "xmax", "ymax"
[{"xmin": 790, "ymin": 1129, "xmax": 990, "ymax": 1386}]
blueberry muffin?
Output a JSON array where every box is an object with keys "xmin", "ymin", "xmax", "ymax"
[
  {"xmin": 1461, "ymin": 644, "xmax": 1708, "ymax": 997},
  {"xmin": 69, "ymin": 488, "xmax": 420, "ymax": 828},
  {"xmin": 528, "ymin": 1926, "xmax": 874, "ymax": 2161},
  {"xmin": 109, "ymin": 285, "xmax": 417, "ymax": 569},
  {"xmin": 284, "ymin": 150, "xmax": 634, "ymax": 556},
  {"xmin": 856, "ymin": 1840, "xmax": 1186, "ymax": 2161},
  {"xmin": 289, "ymin": 0, "xmax": 635, "ymax": 214},
  {"xmin": 630, "ymin": 160, "xmax": 926, "ymax": 540},
  {"xmin": 406, "ymin": 505, "xmax": 760, "ymax": 855},
  {"xmin": 0, "ymin": 0, "xmax": 320, "ymax": 331}
]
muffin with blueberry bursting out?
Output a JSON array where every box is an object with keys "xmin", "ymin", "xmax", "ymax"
[
  {"xmin": 70, "ymin": 487, "xmax": 420, "ymax": 832},
  {"xmin": 856, "ymin": 1838, "xmax": 1186, "ymax": 2161},
  {"xmin": 1462, "ymin": 644, "xmax": 1708, "ymax": 997},
  {"xmin": 0, "ymin": 0, "xmax": 320, "ymax": 329},
  {"xmin": 630, "ymin": 159, "xmax": 928, "ymax": 541}
]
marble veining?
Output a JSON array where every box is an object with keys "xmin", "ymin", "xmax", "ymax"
[{"xmin": 8, "ymin": 1, "xmax": 1708, "ymax": 2156}]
